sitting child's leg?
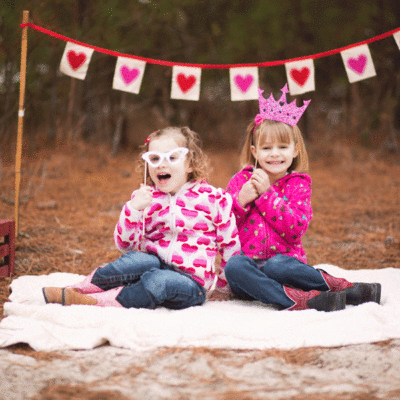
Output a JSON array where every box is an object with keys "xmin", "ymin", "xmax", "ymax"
[
  {"xmin": 52, "ymin": 251, "xmax": 161, "ymax": 296},
  {"xmin": 260, "ymin": 254, "xmax": 330, "ymax": 292},
  {"xmin": 90, "ymin": 251, "xmax": 161, "ymax": 291},
  {"xmin": 225, "ymin": 254, "xmax": 294, "ymax": 308},
  {"xmin": 260, "ymin": 254, "xmax": 381, "ymax": 305},
  {"xmin": 116, "ymin": 268, "xmax": 206, "ymax": 310},
  {"xmin": 225, "ymin": 254, "xmax": 345, "ymax": 311},
  {"xmin": 43, "ymin": 267, "xmax": 206, "ymax": 310}
]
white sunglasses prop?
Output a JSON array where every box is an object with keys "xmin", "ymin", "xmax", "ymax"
[{"xmin": 141, "ymin": 147, "xmax": 189, "ymax": 168}]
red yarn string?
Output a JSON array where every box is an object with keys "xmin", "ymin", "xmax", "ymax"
[{"xmin": 20, "ymin": 23, "xmax": 400, "ymax": 69}]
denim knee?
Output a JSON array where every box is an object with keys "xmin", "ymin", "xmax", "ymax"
[
  {"xmin": 225, "ymin": 255, "xmax": 251, "ymax": 279},
  {"xmin": 261, "ymin": 254, "xmax": 305, "ymax": 277},
  {"xmin": 92, "ymin": 251, "xmax": 161, "ymax": 289},
  {"xmin": 141, "ymin": 268, "xmax": 205, "ymax": 309}
]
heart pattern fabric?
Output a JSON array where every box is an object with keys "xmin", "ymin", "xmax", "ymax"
[{"xmin": 114, "ymin": 182, "xmax": 240, "ymax": 292}]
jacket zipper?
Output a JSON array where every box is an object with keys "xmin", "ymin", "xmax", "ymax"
[{"xmin": 166, "ymin": 192, "xmax": 178, "ymax": 265}]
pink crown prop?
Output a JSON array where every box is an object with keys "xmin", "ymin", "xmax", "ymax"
[{"xmin": 254, "ymin": 84, "xmax": 311, "ymax": 127}]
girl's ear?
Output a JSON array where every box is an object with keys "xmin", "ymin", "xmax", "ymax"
[
  {"xmin": 185, "ymin": 158, "xmax": 193, "ymax": 174},
  {"xmin": 293, "ymin": 145, "xmax": 299, "ymax": 158},
  {"xmin": 250, "ymin": 145, "xmax": 257, "ymax": 160}
]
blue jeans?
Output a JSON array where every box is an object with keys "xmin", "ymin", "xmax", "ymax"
[
  {"xmin": 91, "ymin": 251, "xmax": 206, "ymax": 310},
  {"xmin": 224, "ymin": 254, "xmax": 329, "ymax": 309}
]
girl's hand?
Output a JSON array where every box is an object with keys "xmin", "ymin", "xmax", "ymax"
[
  {"xmin": 251, "ymin": 168, "xmax": 271, "ymax": 195},
  {"xmin": 130, "ymin": 185, "xmax": 153, "ymax": 211},
  {"xmin": 238, "ymin": 180, "xmax": 259, "ymax": 207}
]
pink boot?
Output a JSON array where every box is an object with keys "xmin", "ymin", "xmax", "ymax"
[
  {"xmin": 319, "ymin": 270, "xmax": 353, "ymax": 291},
  {"xmin": 86, "ymin": 287, "xmax": 124, "ymax": 308},
  {"xmin": 67, "ymin": 268, "xmax": 104, "ymax": 294},
  {"xmin": 319, "ymin": 269, "xmax": 381, "ymax": 305},
  {"xmin": 284, "ymin": 286, "xmax": 346, "ymax": 312},
  {"xmin": 43, "ymin": 286, "xmax": 124, "ymax": 308}
]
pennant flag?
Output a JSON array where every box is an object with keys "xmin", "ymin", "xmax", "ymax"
[
  {"xmin": 229, "ymin": 67, "xmax": 259, "ymax": 101},
  {"xmin": 285, "ymin": 59, "xmax": 315, "ymax": 95},
  {"xmin": 113, "ymin": 57, "xmax": 146, "ymax": 94},
  {"xmin": 59, "ymin": 42, "xmax": 94, "ymax": 80},
  {"xmin": 171, "ymin": 66, "xmax": 201, "ymax": 101},
  {"xmin": 341, "ymin": 44, "xmax": 376, "ymax": 83},
  {"xmin": 394, "ymin": 31, "xmax": 400, "ymax": 50}
]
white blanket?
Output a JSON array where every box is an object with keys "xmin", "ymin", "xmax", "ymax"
[{"xmin": 0, "ymin": 264, "xmax": 399, "ymax": 352}]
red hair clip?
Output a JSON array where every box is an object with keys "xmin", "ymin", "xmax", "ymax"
[
  {"xmin": 144, "ymin": 135, "xmax": 152, "ymax": 144},
  {"xmin": 144, "ymin": 130, "xmax": 160, "ymax": 145}
]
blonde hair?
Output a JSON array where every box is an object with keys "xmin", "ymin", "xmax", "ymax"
[
  {"xmin": 137, "ymin": 126, "xmax": 210, "ymax": 185},
  {"xmin": 240, "ymin": 119, "xmax": 309, "ymax": 173}
]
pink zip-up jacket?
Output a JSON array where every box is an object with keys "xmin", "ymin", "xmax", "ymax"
[
  {"xmin": 114, "ymin": 181, "xmax": 240, "ymax": 293},
  {"xmin": 226, "ymin": 166, "xmax": 312, "ymax": 263}
]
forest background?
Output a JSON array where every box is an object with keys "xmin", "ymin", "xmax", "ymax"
[
  {"xmin": 1, "ymin": 4, "xmax": 400, "ymax": 398},
  {"xmin": 1, "ymin": 0, "xmax": 400, "ymax": 158}
]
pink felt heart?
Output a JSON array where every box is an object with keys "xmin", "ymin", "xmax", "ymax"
[
  {"xmin": 177, "ymin": 73, "xmax": 196, "ymax": 93},
  {"xmin": 234, "ymin": 74, "xmax": 254, "ymax": 93},
  {"xmin": 290, "ymin": 67, "xmax": 310, "ymax": 86},
  {"xmin": 347, "ymin": 54, "xmax": 367, "ymax": 74},
  {"xmin": 120, "ymin": 65, "xmax": 140, "ymax": 85},
  {"xmin": 67, "ymin": 51, "xmax": 87, "ymax": 71}
]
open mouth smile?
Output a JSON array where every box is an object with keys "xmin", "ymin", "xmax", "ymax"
[{"xmin": 157, "ymin": 172, "xmax": 171, "ymax": 183}]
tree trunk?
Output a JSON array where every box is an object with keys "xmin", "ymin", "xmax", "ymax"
[{"xmin": 111, "ymin": 92, "xmax": 127, "ymax": 157}]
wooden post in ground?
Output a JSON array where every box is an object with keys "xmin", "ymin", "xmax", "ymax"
[{"xmin": 14, "ymin": 10, "xmax": 29, "ymax": 237}]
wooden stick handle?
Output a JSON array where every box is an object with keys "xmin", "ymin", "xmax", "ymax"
[{"xmin": 14, "ymin": 10, "xmax": 29, "ymax": 237}]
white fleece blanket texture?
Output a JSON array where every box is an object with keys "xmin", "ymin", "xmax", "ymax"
[{"xmin": 0, "ymin": 264, "xmax": 399, "ymax": 351}]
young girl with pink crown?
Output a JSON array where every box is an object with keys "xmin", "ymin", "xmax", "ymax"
[
  {"xmin": 224, "ymin": 85, "xmax": 381, "ymax": 311},
  {"xmin": 43, "ymin": 127, "xmax": 240, "ymax": 309}
]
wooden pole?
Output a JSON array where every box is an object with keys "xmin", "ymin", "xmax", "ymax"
[{"xmin": 14, "ymin": 10, "xmax": 29, "ymax": 237}]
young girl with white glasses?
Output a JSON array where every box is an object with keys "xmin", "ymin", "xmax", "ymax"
[{"xmin": 42, "ymin": 127, "xmax": 240, "ymax": 309}]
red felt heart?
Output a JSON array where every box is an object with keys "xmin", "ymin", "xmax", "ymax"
[
  {"xmin": 177, "ymin": 73, "xmax": 196, "ymax": 93},
  {"xmin": 67, "ymin": 50, "xmax": 87, "ymax": 71},
  {"xmin": 290, "ymin": 67, "xmax": 310, "ymax": 86}
]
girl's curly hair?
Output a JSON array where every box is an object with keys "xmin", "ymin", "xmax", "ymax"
[{"xmin": 136, "ymin": 126, "xmax": 210, "ymax": 186}]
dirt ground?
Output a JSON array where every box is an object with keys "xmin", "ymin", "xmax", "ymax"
[{"xmin": 0, "ymin": 142, "xmax": 400, "ymax": 399}]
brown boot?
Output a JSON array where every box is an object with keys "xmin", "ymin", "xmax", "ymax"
[
  {"xmin": 43, "ymin": 287, "xmax": 98, "ymax": 305},
  {"xmin": 42, "ymin": 287, "xmax": 123, "ymax": 308}
]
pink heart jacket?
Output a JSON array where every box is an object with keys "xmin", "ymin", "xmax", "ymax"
[
  {"xmin": 114, "ymin": 181, "xmax": 241, "ymax": 293},
  {"xmin": 226, "ymin": 166, "xmax": 313, "ymax": 263}
]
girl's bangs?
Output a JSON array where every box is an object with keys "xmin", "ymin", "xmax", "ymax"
[{"xmin": 258, "ymin": 123, "xmax": 293, "ymax": 145}]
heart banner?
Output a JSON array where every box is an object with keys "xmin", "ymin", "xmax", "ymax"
[
  {"xmin": 394, "ymin": 31, "xmax": 400, "ymax": 50},
  {"xmin": 59, "ymin": 42, "xmax": 94, "ymax": 80},
  {"xmin": 113, "ymin": 57, "xmax": 146, "ymax": 94},
  {"xmin": 171, "ymin": 66, "xmax": 201, "ymax": 101},
  {"xmin": 229, "ymin": 67, "xmax": 259, "ymax": 101},
  {"xmin": 285, "ymin": 59, "xmax": 315, "ymax": 95},
  {"xmin": 32, "ymin": 22, "xmax": 398, "ymax": 102},
  {"xmin": 341, "ymin": 44, "xmax": 376, "ymax": 83}
]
